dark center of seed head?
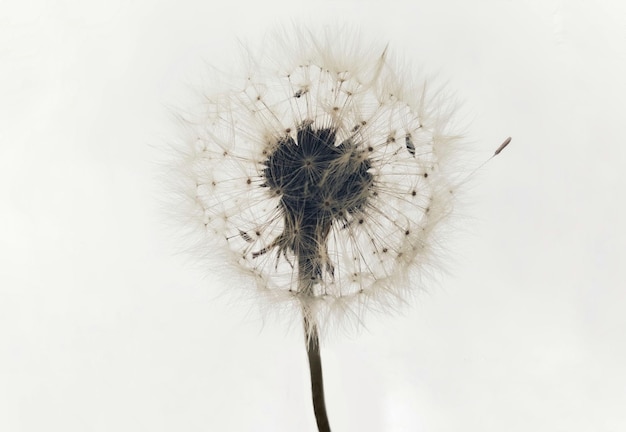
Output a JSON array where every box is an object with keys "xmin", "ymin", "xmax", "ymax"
[{"xmin": 260, "ymin": 123, "xmax": 373, "ymax": 271}]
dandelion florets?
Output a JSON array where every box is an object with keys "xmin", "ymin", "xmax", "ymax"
[{"xmin": 172, "ymin": 28, "xmax": 462, "ymax": 335}]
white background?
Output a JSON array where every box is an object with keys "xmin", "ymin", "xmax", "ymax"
[{"xmin": 2, "ymin": 1, "xmax": 625, "ymax": 431}]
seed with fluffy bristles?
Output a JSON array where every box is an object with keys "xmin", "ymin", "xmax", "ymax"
[{"xmin": 169, "ymin": 27, "xmax": 462, "ymax": 336}]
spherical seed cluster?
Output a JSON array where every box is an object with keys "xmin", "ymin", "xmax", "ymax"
[{"xmin": 172, "ymin": 29, "xmax": 462, "ymax": 333}]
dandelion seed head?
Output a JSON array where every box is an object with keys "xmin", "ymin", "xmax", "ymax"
[{"xmin": 170, "ymin": 27, "xmax": 463, "ymax": 336}]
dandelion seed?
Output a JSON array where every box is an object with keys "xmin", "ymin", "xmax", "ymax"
[
  {"xmin": 405, "ymin": 133, "xmax": 416, "ymax": 156},
  {"xmin": 168, "ymin": 27, "xmax": 464, "ymax": 432},
  {"xmin": 494, "ymin": 136, "xmax": 512, "ymax": 156}
]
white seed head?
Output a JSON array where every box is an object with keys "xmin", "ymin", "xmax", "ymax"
[{"xmin": 168, "ymin": 27, "xmax": 464, "ymax": 337}]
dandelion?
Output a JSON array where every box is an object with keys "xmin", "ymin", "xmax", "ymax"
[{"xmin": 169, "ymin": 27, "xmax": 464, "ymax": 431}]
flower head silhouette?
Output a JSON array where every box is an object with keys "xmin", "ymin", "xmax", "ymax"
[{"xmin": 170, "ymin": 27, "xmax": 463, "ymax": 431}]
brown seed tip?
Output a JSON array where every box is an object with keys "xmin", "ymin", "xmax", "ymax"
[{"xmin": 494, "ymin": 137, "xmax": 512, "ymax": 156}]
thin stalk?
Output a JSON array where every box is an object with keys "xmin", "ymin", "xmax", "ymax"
[
  {"xmin": 298, "ymin": 226, "xmax": 333, "ymax": 431},
  {"xmin": 304, "ymin": 315, "xmax": 331, "ymax": 432}
]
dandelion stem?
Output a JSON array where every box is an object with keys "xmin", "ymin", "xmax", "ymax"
[
  {"xmin": 297, "ymin": 232, "xmax": 333, "ymax": 431},
  {"xmin": 304, "ymin": 315, "xmax": 332, "ymax": 432}
]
